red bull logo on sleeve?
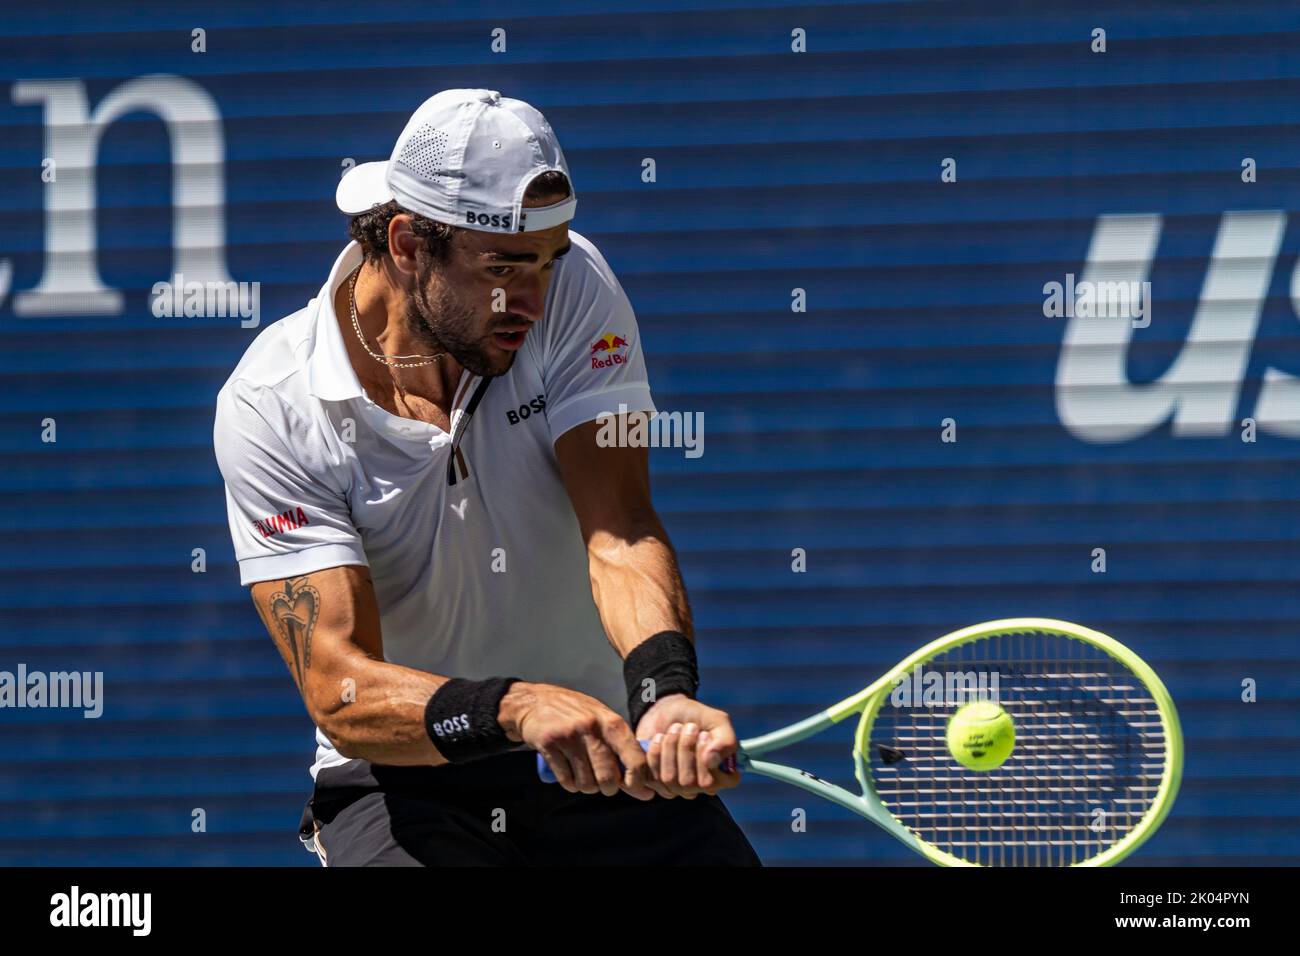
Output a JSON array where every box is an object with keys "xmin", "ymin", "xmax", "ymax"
[{"xmin": 590, "ymin": 332, "xmax": 630, "ymax": 370}]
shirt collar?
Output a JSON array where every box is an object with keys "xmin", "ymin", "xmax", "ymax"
[{"xmin": 304, "ymin": 241, "xmax": 367, "ymax": 402}]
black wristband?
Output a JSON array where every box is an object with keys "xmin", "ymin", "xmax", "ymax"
[
  {"xmin": 624, "ymin": 631, "xmax": 699, "ymax": 729},
  {"xmin": 424, "ymin": 677, "xmax": 520, "ymax": 763}
]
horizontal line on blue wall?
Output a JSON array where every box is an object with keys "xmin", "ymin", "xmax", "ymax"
[{"xmin": 5, "ymin": 21, "xmax": 1299, "ymax": 90}]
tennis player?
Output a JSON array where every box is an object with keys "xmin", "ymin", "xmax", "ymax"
[{"xmin": 213, "ymin": 89, "xmax": 759, "ymax": 865}]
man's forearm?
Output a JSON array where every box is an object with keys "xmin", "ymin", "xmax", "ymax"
[
  {"xmin": 313, "ymin": 666, "xmax": 569, "ymax": 768},
  {"xmin": 307, "ymin": 655, "xmax": 454, "ymax": 764},
  {"xmin": 312, "ymin": 659, "xmax": 532, "ymax": 766},
  {"xmin": 585, "ymin": 512, "xmax": 694, "ymax": 658}
]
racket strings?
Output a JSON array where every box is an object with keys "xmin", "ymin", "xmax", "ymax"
[{"xmin": 866, "ymin": 629, "xmax": 1166, "ymax": 866}]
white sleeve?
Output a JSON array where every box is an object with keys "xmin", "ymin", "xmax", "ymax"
[
  {"xmin": 213, "ymin": 379, "xmax": 369, "ymax": 587},
  {"xmin": 537, "ymin": 233, "xmax": 657, "ymax": 443}
]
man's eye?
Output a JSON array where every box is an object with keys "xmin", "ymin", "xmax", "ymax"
[
  {"xmin": 488, "ymin": 266, "xmax": 512, "ymax": 276},
  {"xmin": 544, "ymin": 255, "xmax": 567, "ymax": 271}
]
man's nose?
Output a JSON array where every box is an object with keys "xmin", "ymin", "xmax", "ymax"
[{"xmin": 507, "ymin": 277, "xmax": 546, "ymax": 324}]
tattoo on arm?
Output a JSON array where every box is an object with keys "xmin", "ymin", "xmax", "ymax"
[{"xmin": 263, "ymin": 577, "xmax": 320, "ymax": 687}]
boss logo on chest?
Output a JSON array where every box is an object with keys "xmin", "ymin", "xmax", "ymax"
[{"xmin": 506, "ymin": 394, "xmax": 546, "ymax": 425}]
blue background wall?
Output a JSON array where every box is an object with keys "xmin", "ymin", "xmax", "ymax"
[{"xmin": 1, "ymin": 1, "xmax": 1297, "ymax": 864}]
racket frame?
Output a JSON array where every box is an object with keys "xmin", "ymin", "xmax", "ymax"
[{"xmin": 734, "ymin": 618, "xmax": 1184, "ymax": 867}]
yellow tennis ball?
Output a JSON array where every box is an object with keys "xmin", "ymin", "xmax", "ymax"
[{"xmin": 946, "ymin": 701, "xmax": 1015, "ymax": 771}]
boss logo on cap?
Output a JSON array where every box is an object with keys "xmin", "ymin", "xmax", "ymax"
[{"xmin": 466, "ymin": 211, "xmax": 513, "ymax": 229}]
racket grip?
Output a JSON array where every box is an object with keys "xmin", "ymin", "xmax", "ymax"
[{"xmin": 535, "ymin": 740, "xmax": 738, "ymax": 782}]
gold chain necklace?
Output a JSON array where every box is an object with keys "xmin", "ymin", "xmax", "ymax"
[{"xmin": 349, "ymin": 267, "xmax": 446, "ymax": 369}]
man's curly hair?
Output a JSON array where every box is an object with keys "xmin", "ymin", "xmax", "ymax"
[{"xmin": 347, "ymin": 170, "xmax": 572, "ymax": 267}]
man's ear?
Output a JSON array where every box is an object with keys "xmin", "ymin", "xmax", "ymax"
[{"xmin": 386, "ymin": 215, "xmax": 421, "ymax": 278}]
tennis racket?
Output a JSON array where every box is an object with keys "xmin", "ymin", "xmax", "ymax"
[{"xmin": 537, "ymin": 617, "xmax": 1183, "ymax": 866}]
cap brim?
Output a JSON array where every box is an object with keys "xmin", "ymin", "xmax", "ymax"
[{"xmin": 336, "ymin": 161, "xmax": 394, "ymax": 214}]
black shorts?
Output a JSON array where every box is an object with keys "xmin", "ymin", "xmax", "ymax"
[{"xmin": 299, "ymin": 751, "xmax": 762, "ymax": 866}]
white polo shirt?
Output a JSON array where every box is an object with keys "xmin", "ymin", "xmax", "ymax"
[{"xmin": 213, "ymin": 233, "xmax": 656, "ymax": 778}]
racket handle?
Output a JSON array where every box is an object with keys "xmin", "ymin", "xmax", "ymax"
[{"xmin": 535, "ymin": 740, "xmax": 738, "ymax": 782}]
